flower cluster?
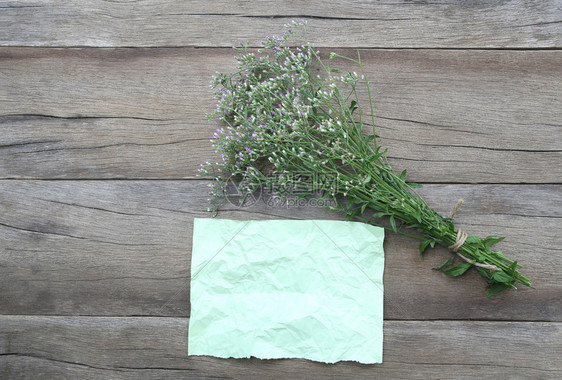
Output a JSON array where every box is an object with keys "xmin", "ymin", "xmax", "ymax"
[
  {"xmin": 201, "ymin": 21, "xmax": 358, "ymax": 206},
  {"xmin": 201, "ymin": 22, "xmax": 531, "ymax": 296}
]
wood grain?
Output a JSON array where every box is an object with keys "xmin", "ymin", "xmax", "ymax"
[
  {"xmin": 1, "ymin": 48, "xmax": 560, "ymax": 182},
  {"xmin": 2, "ymin": 1, "xmax": 560, "ymax": 379},
  {"xmin": 0, "ymin": 0, "xmax": 560, "ymax": 48},
  {"xmin": 0, "ymin": 316, "xmax": 560, "ymax": 379},
  {"xmin": 0, "ymin": 180, "xmax": 559, "ymax": 320}
]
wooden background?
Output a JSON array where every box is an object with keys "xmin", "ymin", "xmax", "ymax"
[{"xmin": 1, "ymin": 1, "xmax": 561, "ymax": 378}]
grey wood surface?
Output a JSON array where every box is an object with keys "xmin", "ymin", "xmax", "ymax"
[
  {"xmin": 1, "ymin": 48, "xmax": 560, "ymax": 182},
  {"xmin": 1, "ymin": 0, "xmax": 560, "ymax": 48},
  {"xmin": 0, "ymin": 181, "xmax": 560, "ymax": 321},
  {"xmin": 1, "ymin": 316, "xmax": 560, "ymax": 379},
  {"xmin": 1, "ymin": 0, "xmax": 561, "ymax": 378}
]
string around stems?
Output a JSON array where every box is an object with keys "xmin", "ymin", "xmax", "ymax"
[{"xmin": 447, "ymin": 200, "xmax": 498, "ymax": 271}]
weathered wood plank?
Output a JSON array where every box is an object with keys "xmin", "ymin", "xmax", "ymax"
[
  {"xmin": 0, "ymin": 180, "xmax": 559, "ymax": 320},
  {"xmin": 0, "ymin": 316, "xmax": 560, "ymax": 379},
  {"xmin": 1, "ymin": 48, "xmax": 560, "ymax": 182},
  {"xmin": 0, "ymin": 0, "xmax": 560, "ymax": 48}
]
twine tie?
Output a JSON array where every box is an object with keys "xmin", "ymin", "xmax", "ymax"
[{"xmin": 447, "ymin": 199, "xmax": 497, "ymax": 271}]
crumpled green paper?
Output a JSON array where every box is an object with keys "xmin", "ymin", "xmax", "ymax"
[{"xmin": 188, "ymin": 218, "xmax": 385, "ymax": 364}]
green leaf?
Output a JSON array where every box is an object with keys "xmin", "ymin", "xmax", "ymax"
[
  {"xmin": 492, "ymin": 269, "xmax": 513, "ymax": 283},
  {"xmin": 487, "ymin": 282, "xmax": 512, "ymax": 297},
  {"xmin": 473, "ymin": 248, "xmax": 484, "ymax": 261},
  {"xmin": 345, "ymin": 208, "xmax": 358, "ymax": 220},
  {"xmin": 363, "ymin": 175, "xmax": 371, "ymax": 185},
  {"xmin": 360, "ymin": 202, "xmax": 368, "ymax": 214},
  {"xmin": 433, "ymin": 256, "xmax": 455, "ymax": 270},
  {"xmin": 330, "ymin": 68, "xmax": 341, "ymax": 73},
  {"xmin": 371, "ymin": 212, "xmax": 387, "ymax": 219},
  {"xmin": 365, "ymin": 135, "xmax": 377, "ymax": 143},
  {"xmin": 407, "ymin": 182, "xmax": 423, "ymax": 189},
  {"xmin": 442, "ymin": 263, "xmax": 472, "ymax": 277},
  {"xmin": 495, "ymin": 250, "xmax": 508, "ymax": 261},
  {"xmin": 350, "ymin": 100, "xmax": 357, "ymax": 109},
  {"xmin": 476, "ymin": 267, "xmax": 492, "ymax": 279},
  {"xmin": 465, "ymin": 236, "xmax": 481, "ymax": 245},
  {"xmin": 508, "ymin": 261, "xmax": 518, "ymax": 275},
  {"xmin": 446, "ymin": 222, "xmax": 455, "ymax": 233},
  {"xmin": 414, "ymin": 210, "xmax": 422, "ymax": 224},
  {"xmin": 345, "ymin": 198, "xmax": 356, "ymax": 210},
  {"xmin": 399, "ymin": 169, "xmax": 407, "ymax": 180},
  {"xmin": 482, "ymin": 236, "xmax": 505, "ymax": 248},
  {"xmin": 419, "ymin": 238, "xmax": 435, "ymax": 254},
  {"xmin": 389, "ymin": 215, "xmax": 397, "ymax": 232}
]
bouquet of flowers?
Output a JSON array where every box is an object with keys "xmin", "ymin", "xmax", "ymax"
[{"xmin": 200, "ymin": 21, "xmax": 532, "ymax": 296}]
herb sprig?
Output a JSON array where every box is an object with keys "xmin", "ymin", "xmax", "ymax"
[{"xmin": 200, "ymin": 21, "xmax": 532, "ymax": 296}]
